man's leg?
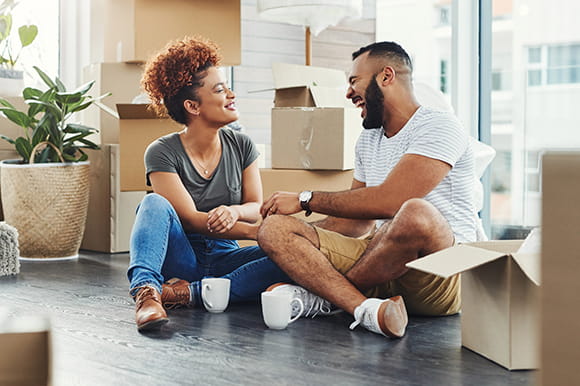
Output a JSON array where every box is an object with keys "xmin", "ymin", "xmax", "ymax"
[
  {"xmin": 257, "ymin": 215, "xmax": 366, "ymax": 314},
  {"xmin": 345, "ymin": 198, "xmax": 454, "ymax": 292}
]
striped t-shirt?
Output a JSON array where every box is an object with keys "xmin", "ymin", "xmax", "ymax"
[{"xmin": 354, "ymin": 106, "xmax": 476, "ymax": 243}]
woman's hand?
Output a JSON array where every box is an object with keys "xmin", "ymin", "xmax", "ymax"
[{"xmin": 207, "ymin": 205, "xmax": 240, "ymax": 234}]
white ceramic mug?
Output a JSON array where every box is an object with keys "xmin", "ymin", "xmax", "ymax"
[
  {"xmin": 261, "ymin": 291, "xmax": 304, "ymax": 330},
  {"xmin": 201, "ymin": 278, "xmax": 230, "ymax": 313}
]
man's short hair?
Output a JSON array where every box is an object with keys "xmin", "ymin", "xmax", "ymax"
[{"xmin": 352, "ymin": 41, "xmax": 413, "ymax": 73}]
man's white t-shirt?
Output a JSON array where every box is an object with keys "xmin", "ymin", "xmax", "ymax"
[{"xmin": 354, "ymin": 106, "xmax": 476, "ymax": 243}]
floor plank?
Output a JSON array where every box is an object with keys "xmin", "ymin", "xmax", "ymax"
[{"xmin": 0, "ymin": 252, "xmax": 535, "ymax": 386}]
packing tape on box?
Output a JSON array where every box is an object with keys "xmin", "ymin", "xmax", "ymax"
[{"xmin": 298, "ymin": 109, "xmax": 315, "ymax": 169}]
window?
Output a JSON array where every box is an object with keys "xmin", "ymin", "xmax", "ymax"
[
  {"xmin": 489, "ymin": 0, "xmax": 580, "ymax": 235},
  {"xmin": 6, "ymin": 0, "xmax": 59, "ymax": 87},
  {"xmin": 526, "ymin": 43, "xmax": 580, "ymax": 86},
  {"xmin": 440, "ymin": 60, "xmax": 448, "ymax": 93}
]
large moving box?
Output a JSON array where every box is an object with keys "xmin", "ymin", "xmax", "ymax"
[
  {"xmin": 82, "ymin": 62, "xmax": 144, "ymax": 144},
  {"xmin": 269, "ymin": 63, "xmax": 361, "ymax": 170},
  {"xmin": 540, "ymin": 152, "xmax": 580, "ymax": 385},
  {"xmin": 407, "ymin": 232, "xmax": 540, "ymax": 370},
  {"xmin": 116, "ymin": 104, "xmax": 180, "ymax": 192},
  {"xmin": 96, "ymin": 0, "xmax": 241, "ymax": 65},
  {"xmin": 82, "ymin": 145, "xmax": 146, "ymax": 253}
]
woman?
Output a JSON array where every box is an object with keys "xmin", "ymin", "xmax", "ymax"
[{"xmin": 127, "ymin": 37, "xmax": 289, "ymax": 331}]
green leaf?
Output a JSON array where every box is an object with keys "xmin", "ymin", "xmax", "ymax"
[
  {"xmin": 31, "ymin": 124, "xmax": 48, "ymax": 146},
  {"xmin": 69, "ymin": 100, "xmax": 93, "ymax": 113},
  {"xmin": 14, "ymin": 137, "xmax": 32, "ymax": 161},
  {"xmin": 64, "ymin": 123, "xmax": 97, "ymax": 134},
  {"xmin": 0, "ymin": 14, "xmax": 12, "ymax": 41},
  {"xmin": 18, "ymin": 24, "xmax": 38, "ymax": 47},
  {"xmin": 25, "ymin": 100, "xmax": 62, "ymax": 121},
  {"xmin": 55, "ymin": 76, "xmax": 66, "ymax": 92},
  {"xmin": 22, "ymin": 87, "xmax": 43, "ymax": 100},
  {"xmin": 55, "ymin": 91, "xmax": 82, "ymax": 105},
  {"xmin": 33, "ymin": 66, "xmax": 56, "ymax": 89},
  {"xmin": 0, "ymin": 134, "xmax": 15, "ymax": 145},
  {"xmin": 0, "ymin": 107, "xmax": 31, "ymax": 128},
  {"xmin": 0, "ymin": 98, "xmax": 15, "ymax": 109},
  {"xmin": 71, "ymin": 80, "xmax": 94, "ymax": 97}
]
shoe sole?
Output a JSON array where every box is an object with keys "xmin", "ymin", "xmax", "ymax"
[
  {"xmin": 265, "ymin": 282, "xmax": 289, "ymax": 292},
  {"xmin": 137, "ymin": 317, "xmax": 169, "ymax": 332},
  {"xmin": 377, "ymin": 296, "xmax": 408, "ymax": 338}
]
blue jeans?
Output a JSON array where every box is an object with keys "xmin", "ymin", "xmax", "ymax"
[{"xmin": 127, "ymin": 193, "xmax": 290, "ymax": 306}]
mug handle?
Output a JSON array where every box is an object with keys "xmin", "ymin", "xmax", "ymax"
[
  {"xmin": 203, "ymin": 283, "xmax": 213, "ymax": 309},
  {"xmin": 288, "ymin": 298, "xmax": 304, "ymax": 324}
]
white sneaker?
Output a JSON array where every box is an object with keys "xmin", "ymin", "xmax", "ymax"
[
  {"xmin": 266, "ymin": 283, "xmax": 339, "ymax": 318},
  {"xmin": 349, "ymin": 296, "xmax": 408, "ymax": 338}
]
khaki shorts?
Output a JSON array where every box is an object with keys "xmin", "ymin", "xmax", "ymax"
[{"xmin": 314, "ymin": 226, "xmax": 461, "ymax": 316}]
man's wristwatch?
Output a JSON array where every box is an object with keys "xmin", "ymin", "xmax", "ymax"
[{"xmin": 299, "ymin": 190, "xmax": 313, "ymax": 217}]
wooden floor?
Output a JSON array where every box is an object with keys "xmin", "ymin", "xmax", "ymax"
[{"xmin": 0, "ymin": 251, "xmax": 535, "ymax": 386}]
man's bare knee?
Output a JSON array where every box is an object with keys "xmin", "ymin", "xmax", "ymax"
[
  {"xmin": 257, "ymin": 215, "xmax": 318, "ymax": 254},
  {"xmin": 388, "ymin": 198, "xmax": 452, "ymax": 245}
]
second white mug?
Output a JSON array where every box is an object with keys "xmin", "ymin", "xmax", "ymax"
[
  {"xmin": 201, "ymin": 278, "xmax": 230, "ymax": 313},
  {"xmin": 261, "ymin": 291, "xmax": 304, "ymax": 330}
]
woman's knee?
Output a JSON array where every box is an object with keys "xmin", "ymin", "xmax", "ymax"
[{"xmin": 136, "ymin": 193, "xmax": 177, "ymax": 218}]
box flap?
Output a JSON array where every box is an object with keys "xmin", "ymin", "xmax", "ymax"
[
  {"xmin": 406, "ymin": 244, "xmax": 508, "ymax": 278},
  {"xmin": 272, "ymin": 62, "xmax": 346, "ymax": 89},
  {"xmin": 512, "ymin": 228, "xmax": 541, "ymax": 285},
  {"xmin": 310, "ymin": 86, "xmax": 350, "ymax": 108},
  {"xmin": 116, "ymin": 104, "xmax": 160, "ymax": 119}
]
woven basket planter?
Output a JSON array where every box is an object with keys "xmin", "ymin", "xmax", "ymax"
[{"xmin": 0, "ymin": 160, "xmax": 90, "ymax": 259}]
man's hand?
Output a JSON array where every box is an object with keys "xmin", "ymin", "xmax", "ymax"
[
  {"xmin": 207, "ymin": 205, "xmax": 239, "ymax": 233},
  {"xmin": 260, "ymin": 191, "xmax": 301, "ymax": 218}
]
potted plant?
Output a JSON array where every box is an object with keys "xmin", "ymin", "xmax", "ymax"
[
  {"xmin": 0, "ymin": 0, "xmax": 38, "ymax": 95},
  {"xmin": 0, "ymin": 66, "xmax": 109, "ymax": 260}
]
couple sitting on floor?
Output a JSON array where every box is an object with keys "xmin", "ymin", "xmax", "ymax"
[{"xmin": 128, "ymin": 37, "xmax": 476, "ymax": 338}]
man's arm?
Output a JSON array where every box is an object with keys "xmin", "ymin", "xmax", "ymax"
[
  {"xmin": 261, "ymin": 153, "xmax": 451, "ymax": 220},
  {"xmin": 309, "ymin": 179, "xmax": 375, "ymax": 238}
]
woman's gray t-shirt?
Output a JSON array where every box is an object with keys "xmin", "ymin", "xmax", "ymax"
[{"xmin": 144, "ymin": 128, "xmax": 259, "ymax": 213}]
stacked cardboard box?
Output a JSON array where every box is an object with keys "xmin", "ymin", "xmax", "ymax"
[
  {"xmin": 264, "ymin": 63, "xmax": 360, "ymax": 211},
  {"xmin": 80, "ymin": 0, "xmax": 241, "ymax": 252}
]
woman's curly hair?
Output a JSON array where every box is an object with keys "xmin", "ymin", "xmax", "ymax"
[{"xmin": 141, "ymin": 36, "xmax": 222, "ymax": 124}]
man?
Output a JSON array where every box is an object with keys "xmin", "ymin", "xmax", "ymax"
[{"xmin": 257, "ymin": 41, "xmax": 476, "ymax": 339}]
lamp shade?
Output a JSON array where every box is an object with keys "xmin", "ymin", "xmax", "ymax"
[{"xmin": 257, "ymin": 0, "xmax": 363, "ymax": 35}]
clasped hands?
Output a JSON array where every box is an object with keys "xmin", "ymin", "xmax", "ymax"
[
  {"xmin": 260, "ymin": 191, "xmax": 301, "ymax": 218},
  {"xmin": 207, "ymin": 205, "xmax": 239, "ymax": 233}
]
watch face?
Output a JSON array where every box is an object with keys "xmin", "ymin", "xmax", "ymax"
[{"xmin": 300, "ymin": 191, "xmax": 312, "ymax": 202}]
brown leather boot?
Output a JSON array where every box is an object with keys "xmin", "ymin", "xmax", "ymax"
[
  {"xmin": 133, "ymin": 286, "xmax": 169, "ymax": 331},
  {"xmin": 161, "ymin": 278, "xmax": 194, "ymax": 309}
]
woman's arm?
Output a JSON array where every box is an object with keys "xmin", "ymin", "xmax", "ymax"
[
  {"xmin": 149, "ymin": 171, "xmax": 259, "ymax": 240},
  {"xmin": 207, "ymin": 159, "xmax": 262, "ymax": 232}
]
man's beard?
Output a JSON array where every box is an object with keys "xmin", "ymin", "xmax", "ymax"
[{"xmin": 362, "ymin": 77, "xmax": 385, "ymax": 130}]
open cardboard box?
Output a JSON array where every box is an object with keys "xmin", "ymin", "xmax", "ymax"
[
  {"xmin": 268, "ymin": 63, "xmax": 362, "ymax": 170},
  {"xmin": 95, "ymin": 0, "xmax": 241, "ymax": 65},
  {"xmin": 407, "ymin": 230, "xmax": 541, "ymax": 370},
  {"xmin": 115, "ymin": 104, "xmax": 180, "ymax": 192}
]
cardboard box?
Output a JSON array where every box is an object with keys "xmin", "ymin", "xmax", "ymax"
[
  {"xmin": 117, "ymin": 104, "xmax": 181, "ymax": 192},
  {"xmin": 98, "ymin": 0, "xmax": 241, "ymax": 65},
  {"xmin": 407, "ymin": 234, "xmax": 541, "ymax": 370},
  {"xmin": 0, "ymin": 97, "xmax": 27, "ymax": 151},
  {"xmin": 269, "ymin": 64, "xmax": 361, "ymax": 170},
  {"xmin": 270, "ymin": 63, "xmax": 349, "ymax": 108},
  {"xmin": 81, "ymin": 62, "xmax": 144, "ymax": 144},
  {"xmin": 540, "ymin": 152, "xmax": 580, "ymax": 385},
  {"xmin": 82, "ymin": 145, "xmax": 146, "ymax": 253},
  {"xmin": 0, "ymin": 317, "xmax": 51, "ymax": 386},
  {"xmin": 271, "ymin": 107, "xmax": 361, "ymax": 170}
]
